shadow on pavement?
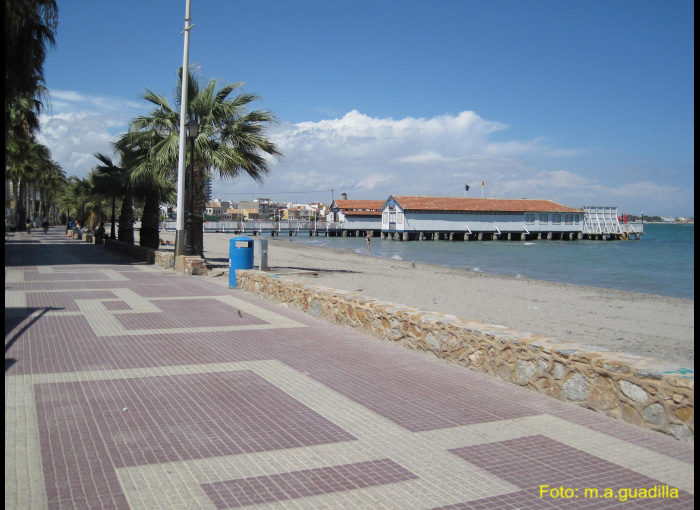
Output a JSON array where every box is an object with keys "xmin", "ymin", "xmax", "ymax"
[
  {"xmin": 4, "ymin": 234, "xmax": 147, "ymax": 268},
  {"xmin": 5, "ymin": 306, "xmax": 63, "ymax": 372}
]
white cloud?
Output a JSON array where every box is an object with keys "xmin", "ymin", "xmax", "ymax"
[
  {"xmin": 38, "ymin": 90, "xmax": 146, "ymax": 178},
  {"xmin": 357, "ymin": 173, "xmax": 394, "ymax": 190},
  {"xmin": 38, "ymin": 94, "xmax": 691, "ymax": 215},
  {"xmin": 392, "ymin": 151, "xmax": 464, "ymax": 165}
]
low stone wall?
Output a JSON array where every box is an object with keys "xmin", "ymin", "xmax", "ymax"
[
  {"xmin": 154, "ymin": 251, "xmax": 174, "ymax": 270},
  {"xmin": 174, "ymin": 255, "xmax": 208, "ymax": 276},
  {"xmin": 103, "ymin": 241, "xmax": 207, "ymax": 275},
  {"xmin": 237, "ymin": 270, "xmax": 694, "ymax": 442}
]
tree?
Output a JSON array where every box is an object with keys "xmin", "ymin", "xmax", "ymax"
[
  {"xmin": 128, "ymin": 67, "xmax": 282, "ymax": 256},
  {"xmin": 5, "ymin": 0, "xmax": 58, "ymax": 102},
  {"xmin": 113, "ymin": 133, "xmax": 175, "ymax": 249},
  {"xmin": 36, "ymin": 159, "xmax": 65, "ymax": 224},
  {"xmin": 5, "ymin": 0, "xmax": 58, "ymax": 155},
  {"xmin": 6, "ymin": 141, "xmax": 56, "ymax": 226},
  {"xmin": 92, "ymin": 152, "xmax": 131, "ymax": 241}
]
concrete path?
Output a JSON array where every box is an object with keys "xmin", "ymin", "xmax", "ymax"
[{"xmin": 5, "ymin": 230, "xmax": 694, "ymax": 509}]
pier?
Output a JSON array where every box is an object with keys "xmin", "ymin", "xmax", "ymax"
[{"xmin": 162, "ymin": 206, "xmax": 644, "ymax": 242}]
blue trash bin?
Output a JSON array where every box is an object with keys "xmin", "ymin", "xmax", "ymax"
[{"xmin": 229, "ymin": 236, "xmax": 254, "ymax": 288}]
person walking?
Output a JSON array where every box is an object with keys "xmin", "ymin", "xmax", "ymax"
[
  {"xmin": 366, "ymin": 232, "xmax": 371, "ymax": 251},
  {"xmin": 43, "ymin": 219, "xmax": 49, "ymax": 234}
]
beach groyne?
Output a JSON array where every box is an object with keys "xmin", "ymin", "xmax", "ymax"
[{"xmin": 237, "ymin": 269, "xmax": 694, "ymax": 442}]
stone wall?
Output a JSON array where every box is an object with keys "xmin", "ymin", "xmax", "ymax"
[
  {"xmin": 237, "ymin": 270, "xmax": 694, "ymax": 442},
  {"xmin": 103, "ymin": 241, "xmax": 206, "ymax": 275},
  {"xmin": 174, "ymin": 255, "xmax": 208, "ymax": 276},
  {"xmin": 154, "ymin": 251, "xmax": 174, "ymax": 270}
]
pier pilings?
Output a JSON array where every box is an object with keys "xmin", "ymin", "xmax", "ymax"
[{"xmin": 363, "ymin": 230, "xmax": 632, "ymax": 242}]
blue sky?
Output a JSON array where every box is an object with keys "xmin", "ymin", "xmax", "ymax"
[{"xmin": 39, "ymin": 0, "xmax": 694, "ymax": 216}]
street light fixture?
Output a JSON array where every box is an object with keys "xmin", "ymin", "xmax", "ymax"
[{"xmin": 185, "ymin": 119, "xmax": 199, "ymax": 256}]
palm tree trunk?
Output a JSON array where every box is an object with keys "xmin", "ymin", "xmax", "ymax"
[
  {"xmin": 118, "ymin": 189, "xmax": 135, "ymax": 244},
  {"xmin": 193, "ymin": 165, "xmax": 205, "ymax": 257},
  {"xmin": 139, "ymin": 189, "xmax": 160, "ymax": 249},
  {"xmin": 17, "ymin": 179, "xmax": 27, "ymax": 226}
]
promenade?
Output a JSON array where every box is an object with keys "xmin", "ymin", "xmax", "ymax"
[{"xmin": 5, "ymin": 230, "xmax": 694, "ymax": 509}]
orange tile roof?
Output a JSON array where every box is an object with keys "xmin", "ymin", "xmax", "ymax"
[
  {"xmin": 342, "ymin": 211, "xmax": 383, "ymax": 217},
  {"xmin": 334, "ymin": 200, "xmax": 384, "ymax": 211},
  {"xmin": 389, "ymin": 196, "xmax": 583, "ymax": 213}
]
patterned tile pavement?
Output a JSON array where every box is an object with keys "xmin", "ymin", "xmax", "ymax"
[{"xmin": 5, "ymin": 231, "xmax": 694, "ymax": 509}]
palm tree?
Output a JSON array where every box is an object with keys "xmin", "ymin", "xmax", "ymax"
[
  {"xmin": 36, "ymin": 159, "xmax": 66, "ymax": 224},
  {"xmin": 5, "ymin": 0, "xmax": 58, "ymax": 101},
  {"xmin": 113, "ymin": 135, "xmax": 175, "ymax": 249},
  {"xmin": 5, "ymin": 0, "xmax": 58, "ymax": 153},
  {"xmin": 128, "ymin": 67, "xmax": 282, "ymax": 256},
  {"xmin": 92, "ymin": 152, "xmax": 130, "ymax": 241},
  {"xmin": 7, "ymin": 141, "xmax": 53, "ymax": 227},
  {"xmin": 61, "ymin": 176, "xmax": 94, "ymax": 226}
]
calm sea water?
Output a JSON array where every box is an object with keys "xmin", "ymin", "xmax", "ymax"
[{"xmin": 284, "ymin": 223, "xmax": 694, "ymax": 300}]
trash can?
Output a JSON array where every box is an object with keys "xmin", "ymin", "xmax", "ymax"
[
  {"xmin": 259, "ymin": 239, "xmax": 269, "ymax": 271},
  {"xmin": 229, "ymin": 236, "xmax": 254, "ymax": 288}
]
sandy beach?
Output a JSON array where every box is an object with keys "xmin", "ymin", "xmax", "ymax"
[{"xmin": 159, "ymin": 231, "xmax": 695, "ymax": 368}]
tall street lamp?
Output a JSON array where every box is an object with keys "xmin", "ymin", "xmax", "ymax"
[{"xmin": 185, "ymin": 119, "xmax": 199, "ymax": 255}]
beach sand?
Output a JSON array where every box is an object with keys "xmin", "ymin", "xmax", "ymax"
[{"xmin": 160, "ymin": 231, "xmax": 695, "ymax": 368}]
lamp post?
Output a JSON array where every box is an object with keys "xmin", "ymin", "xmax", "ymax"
[
  {"xmin": 185, "ymin": 119, "xmax": 199, "ymax": 255},
  {"xmin": 641, "ymin": 211, "xmax": 644, "ymax": 224}
]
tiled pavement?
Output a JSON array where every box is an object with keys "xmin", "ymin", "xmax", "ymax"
[{"xmin": 5, "ymin": 230, "xmax": 694, "ymax": 509}]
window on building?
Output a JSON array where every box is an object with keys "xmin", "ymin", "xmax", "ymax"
[
  {"xmin": 526, "ymin": 214, "xmax": 535, "ymax": 224},
  {"xmin": 383, "ymin": 212, "xmax": 389, "ymax": 223},
  {"xmin": 398, "ymin": 213, "xmax": 404, "ymax": 224},
  {"xmin": 574, "ymin": 214, "xmax": 580, "ymax": 224},
  {"xmin": 539, "ymin": 214, "xmax": 548, "ymax": 223},
  {"xmin": 552, "ymin": 214, "xmax": 561, "ymax": 225},
  {"xmin": 565, "ymin": 214, "xmax": 573, "ymax": 225}
]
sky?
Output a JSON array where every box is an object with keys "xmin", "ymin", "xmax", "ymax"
[{"xmin": 39, "ymin": 0, "xmax": 694, "ymax": 217}]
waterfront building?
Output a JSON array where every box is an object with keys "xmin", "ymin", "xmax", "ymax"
[
  {"xmin": 328, "ymin": 199, "xmax": 384, "ymax": 234},
  {"xmin": 380, "ymin": 196, "xmax": 585, "ymax": 240}
]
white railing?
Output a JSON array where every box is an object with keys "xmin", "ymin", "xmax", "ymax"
[
  {"xmin": 162, "ymin": 220, "xmax": 337, "ymax": 232},
  {"xmin": 620, "ymin": 223, "xmax": 644, "ymax": 234}
]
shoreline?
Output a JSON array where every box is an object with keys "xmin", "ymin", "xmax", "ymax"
[{"xmin": 161, "ymin": 231, "xmax": 694, "ymax": 368}]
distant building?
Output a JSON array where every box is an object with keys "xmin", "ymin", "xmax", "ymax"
[
  {"xmin": 204, "ymin": 178, "xmax": 213, "ymax": 202},
  {"xmin": 204, "ymin": 202, "xmax": 224, "ymax": 220},
  {"xmin": 328, "ymin": 199, "xmax": 384, "ymax": 230},
  {"xmin": 380, "ymin": 196, "xmax": 584, "ymax": 239},
  {"xmin": 283, "ymin": 204, "xmax": 310, "ymax": 221},
  {"xmin": 238, "ymin": 198, "xmax": 279, "ymax": 220},
  {"xmin": 204, "ymin": 200, "xmax": 232, "ymax": 220}
]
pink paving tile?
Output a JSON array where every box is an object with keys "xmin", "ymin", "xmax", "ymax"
[
  {"xmin": 102, "ymin": 300, "xmax": 132, "ymax": 311},
  {"xmin": 27, "ymin": 290, "xmax": 118, "ymax": 311},
  {"xmin": 23, "ymin": 270, "xmax": 111, "ymax": 282},
  {"xmin": 114, "ymin": 298, "xmax": 266, "ymax": 330},
  {"xmin": 441, "ymin": 435, "xmax": 694, "ymax": 509},
  {"xmin": 275, "ymin": 342, "xmax": 540, "ymax": 431},
  {"xmin": 202, "ymin": 458, "xmax": 418, "ymax": 508},
  {"xmin": 34, "ymin": 371, "xmax": 356, "ymax": 508}
]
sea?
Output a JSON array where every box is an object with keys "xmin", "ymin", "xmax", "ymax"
[{"xmin": 284, "ymin": 223, "xmax": 694, "ymax": 300}]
